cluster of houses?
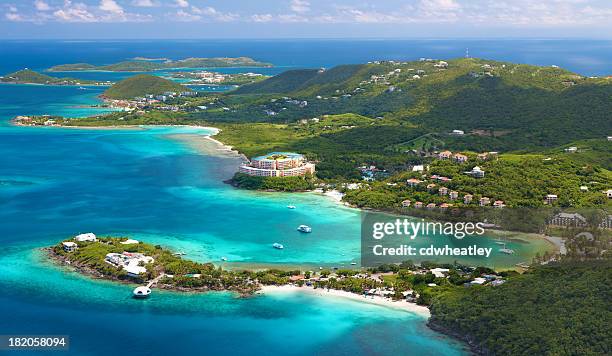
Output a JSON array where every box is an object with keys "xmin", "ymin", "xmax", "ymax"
[
  {"xmin": 104, "ymin": 251, "xmax": 154, "ymax": 278},
  {"xmin": 107, "ymin": 91, "xmax": 197, "ymax": 113},
  {"xmin": 286, "ymin": 266, "xmax": 506, "ymax": 302}
]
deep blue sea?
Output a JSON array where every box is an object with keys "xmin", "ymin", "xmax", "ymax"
[{"xmin": 0, "ymin": 39, "xmax": 608, "ymax": 355}]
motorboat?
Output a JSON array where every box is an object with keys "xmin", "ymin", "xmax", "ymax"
[
  {"xmin": 297, "ymin": 225, "xmax": 312, "ymax": 233},
  {"xmin": 272, "ymin": 243, "xmax": 284, "ymax": 249},
  {"xmin": 133, "ymin": 286, "xmax": 151, "ymax": 298},
  {"xmin": 287, "ymin": 205, "xmax": 296, "ymax": 209}
]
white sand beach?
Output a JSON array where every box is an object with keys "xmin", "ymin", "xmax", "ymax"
[{"xmin": 260, "ymin": 285, "xmax": 431, "ymax": 317}]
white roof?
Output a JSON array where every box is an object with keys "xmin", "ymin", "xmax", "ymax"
[
  {"xmin": 74, "ymin": 233, "xmax": 96, "ymax": 242},
  {"xmin": 62, "ymin": 241, "xmax": 77, "ymax": 247},
  {"xmin": 120, "ymin": 239, "xmax": 139, "ymax": 245},
  {"xmin": 472, "ymin": 277, "xmax": 487, "ymax": 284},
  {"xmin": 125, "ymin": 263, "xmax": 147, "ymax": 276}
]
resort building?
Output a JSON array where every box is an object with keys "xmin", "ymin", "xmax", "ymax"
[
  {"xmin": 449, "ymin": 191, "xmax": 459, "ymax": 200},
  {"xmin": 439, "ymin": 187, "xmax": 449, "ymax": 196},
  {"xmin": 401, "ymin": 200, "xmax": 412, "ymax": 207},
  {"xmin": 480, "ymin": 197, "xmax": 491, "ymax": 206},
  {"xmin": 238, "ymin": 152, "xmax": 315, "ymax": 177}
]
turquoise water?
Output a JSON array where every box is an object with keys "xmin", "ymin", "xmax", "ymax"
[{"xmin": 0, "ymin": 93, "xmax": 470, "ymax": 354}]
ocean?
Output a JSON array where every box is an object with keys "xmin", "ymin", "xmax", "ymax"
[{"xmin": 0, "ymin": 39, "xmax": 608, "ymax": 355}]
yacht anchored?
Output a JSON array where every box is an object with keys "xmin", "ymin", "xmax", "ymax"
[
  {"xmin": 287, "ymin": 205, "xmax": 296, "ymax": 209},
  {"xmin": 272, "ymin": 243, "xmax": 284, "ymax": 249},
  {"xmin": 499, "ymin": 243, "xmax": 515, "ymax": 254},
  {"xmin": 297, "ymin": 225, "xmax": 312, "ymax": 233}
]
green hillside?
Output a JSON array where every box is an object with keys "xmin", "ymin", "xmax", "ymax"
[
  {"xmin": 103, "ymin": 74, "xmax": 191, "ymax": 99},
  {"xmin": 202, "ymin": 58, "xmax": 612, "ymax": 151},
  {"xmin": 234, "ymin": 69, "xmax": 320, "ymax": 94},
  {"xmin": 429, "ymin": 260, "xmax": 611, "ymax": 355},
  {"xmin": 0, "ymin": 69, "xmax": 93, "ymax": 85}
]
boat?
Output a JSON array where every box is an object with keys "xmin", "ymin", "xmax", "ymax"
[
  {"xmin": 272, "ymin": 243, "xmax": 284, "ymax": 249},
  {"xmin": 78, "ymin": 86, "xmax": 87, "ymax": 90},
  {"xmin": 221, "ymin": 257, "xmax": 227, "ymax": 261},
  {"xmin": 350, "ymin": 262, "xmax": 357, "ymax": 265},
  {"xmin": 132, "ymin": 286, "xmax": 151, "ymax": 299},
  {"xmin": 287, "ymin": 205, "xmax": 296, "ymax": 209},
  {"xmin": 297, "ymin": 225, "xmax": 312, "ymax": 233},
  {"xmin": 498, "ymin": 243, "xmax": 515, "ymax": 254}
]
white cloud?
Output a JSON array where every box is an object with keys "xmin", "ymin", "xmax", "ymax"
[
  {"xmin": 191, "ymin": 6, "xmax": 238, "ymax": 21},
  {"xmin": 251, "ymin": 13, "xmax": 273, "ymax": 22},
  {"xmin": 131, "ymin": 0, "xmax": 157, "ymax": 7},
  {"xmin": 175, "ymin": 0, "xmax": 189, "ymax": 8},
  {"xmin": 99, "ymin": 0, "xmax": 123, "ymax": 14},
  {"xmin": 54, "ymin": 1, "xmax": 98, "ymax": 22},
  {"xmin": 290, "ymin": 0, "xmax": 310, "ymax": 13},
  {"xmin": 173, "ymin": 9, "xmax": 200, "ymax": 21},
  {"xmin": 34, "ymin": 0, "xmax": 51, "ymax": 11}
]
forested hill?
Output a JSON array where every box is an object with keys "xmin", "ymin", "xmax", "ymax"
[
  {"xmin": 222, "ymin": 58, "xmax": 612, "ymax": 151},
  {"xmin": 103, "ymin": 74, "xmax": 190, "ymax": 99},
  {"xmin": 428, "ymin": 260, "xmax": 611, "ymax": 355}
]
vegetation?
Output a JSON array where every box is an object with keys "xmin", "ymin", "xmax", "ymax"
[
  {"xmin": 0, "ymin": 69, "xmax": 99, "ymax": 85},
  {"xmin": 103, "ymin": 74, "xmax": 191, "ymax": 99},
  {"xmin": 428, "ymin": 260, "xmax": 612, "ymax": 355},
  {"xmin": 48, "ymin": 57, "xmax": 272, "ymax": 72},
  {"xmin": 231, "ymin": 172, "xmax": 315, "ymax": 191}
]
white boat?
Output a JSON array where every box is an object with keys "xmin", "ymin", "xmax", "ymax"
[
  {"xmin": 297, "ymin": 225, "xmax": 312, "ymax": 233},
  {"xmin": 133, "ymin": 286, "xmax": 151, "ymax": 298},
  {"xmin": 78, "ymin": 86, "xmax": 87, "ymax": 90},
  {"xmin": 272, "ymin": 243, "xmax": 284, "ymax": 249},
  {"xmin": 498, "ymin": 243, "xmax": 515, "ymax": 254},
  {"xmin": 350, "ymin": 262, "xmax": 357, "ymax": 265},
  {"xmin": 221, "ymin": 257, "xmax": 228, "ymax": 261},
  {"xmin": 287, "ymin": 205, "xmax": 296, "ymax": 209}
]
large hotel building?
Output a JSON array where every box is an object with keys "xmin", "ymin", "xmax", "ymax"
[{"xmin": 239, "ymin": 152, "xmax": 315, "ymax": 177}]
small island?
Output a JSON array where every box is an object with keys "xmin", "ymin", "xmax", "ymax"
[
  {"xmin": 47, "ymin": 57, "xmax": 273, "ymax": 72},
  {"xmin": 0, "ymin": 69, "xmax": 111, "ymax": 86}
]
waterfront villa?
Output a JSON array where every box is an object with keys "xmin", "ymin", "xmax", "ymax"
[
  {"xmin": 238, "ymin": 152, "xmax": 315, "ymax": 177},
  {"xmin": 62, "ymin": 241, "xmax": 78, "ymax": 252},
  {"xmin": 74, "ymin": 233, "xmax": 97, "ymax": 242},
  {"xmin": 105, "ymin": 252, "xmax": 154, "ymax": 278}
]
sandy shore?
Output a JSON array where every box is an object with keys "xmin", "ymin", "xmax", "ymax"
[{"xmin": 260, "ymin": 285, "xmax": 430, "ymax": 317}]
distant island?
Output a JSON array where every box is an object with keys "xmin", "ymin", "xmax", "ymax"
[
  {"xmin": 0, "ymin": 69, "xmax": 111, "ymax": 86},
  {"xmin": 102, "ymin": 74, "xmax": 192, "ymax": 99},
  {"xmin": 47, "ymin": 57, "xmax": 273, "ymax": 72}
]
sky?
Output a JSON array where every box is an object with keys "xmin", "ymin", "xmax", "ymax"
[{"xmin": 1, "ymin": 0, "xmax": 611, "ymax": 39}]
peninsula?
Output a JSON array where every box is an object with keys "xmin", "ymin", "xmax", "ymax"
[
  {"xmin": 47, "ymin": 57, "xmax": 273, "ymax": 72},
  {"xmin": 49, "ymin": 233, "xmax": 611, "ymax": 356}
]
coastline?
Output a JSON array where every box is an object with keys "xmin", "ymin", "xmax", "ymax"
[{"xmin": 259, "ymin": 284, "xmax": 431, "ymax": 317}]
